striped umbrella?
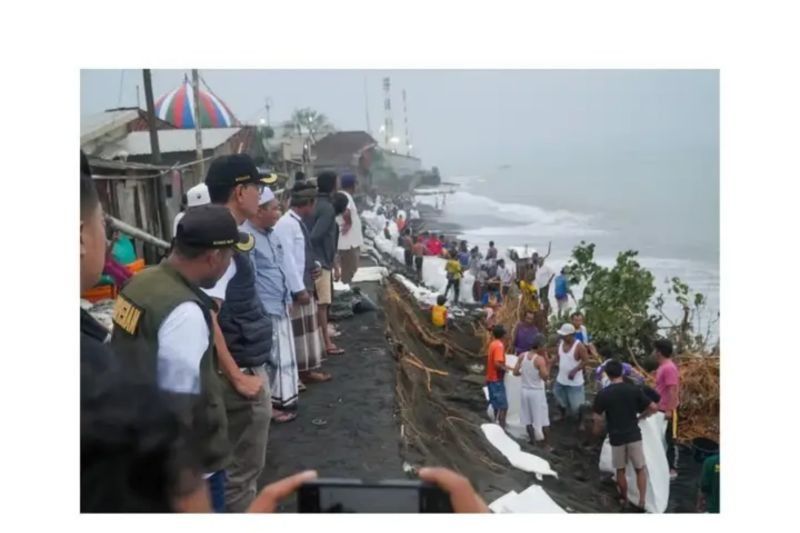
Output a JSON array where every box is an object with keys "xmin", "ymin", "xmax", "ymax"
[{"xmin": 154, "ymin": 75, "xmax": 239, "ymax": 128}]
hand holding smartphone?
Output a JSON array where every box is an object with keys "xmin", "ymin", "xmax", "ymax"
[{"xmin": 298, "ymin": 479, "xmax": 453, "ymax": 513}]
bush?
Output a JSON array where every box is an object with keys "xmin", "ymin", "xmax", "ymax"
[{"xmin": 561, "ymin": 241, "xmax": 713, "ymax": 360}]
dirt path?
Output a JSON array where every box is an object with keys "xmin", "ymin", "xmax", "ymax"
[{"xmin": 258, "ymin": 280, "xmax": 406, "ymax": 511}]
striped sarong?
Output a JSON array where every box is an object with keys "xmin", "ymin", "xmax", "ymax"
[
  {"xmin": 267, "ymin": 314, "xmax": 299, "ymax": 409},
  {"xmin": 291, "ymin": 300, "xmax": 324, "ymax": 372}
]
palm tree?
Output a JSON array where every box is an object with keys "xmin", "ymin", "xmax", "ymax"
[{"xmin": 281, "ymin": 107, "xmax": 336, "ymax": 143}]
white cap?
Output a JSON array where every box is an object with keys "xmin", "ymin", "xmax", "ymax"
[
  {"xmin": 259, "ymin": 187, "xmax": 276, "ymax": 205},
  {"xmin": 557, "ymin": 323, "xmax": 576, "ymax": 336},
  {"xmin": 186, "ymin": 183, "xmax": 210, "ymax": 208}
]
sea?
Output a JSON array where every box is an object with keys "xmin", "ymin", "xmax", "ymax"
[{"xmin": 416, "ymin": 166, "xmax": 720, "ymax": 342}]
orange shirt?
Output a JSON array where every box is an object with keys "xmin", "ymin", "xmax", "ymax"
[{"xmin": 486, "ymin": 339, "xmax": 506, "ymax": 382}]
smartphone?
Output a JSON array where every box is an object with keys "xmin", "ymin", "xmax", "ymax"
[{"xmin": 297, "ymin": 478, "xmax": 453, "ymax": 513}]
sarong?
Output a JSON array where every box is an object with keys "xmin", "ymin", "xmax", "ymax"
[
  {"xmin": 267, "ymin": 314, "xmax": 299, "ymax": 409},
  {"xmin": 290, "ymin": 299, "xmax": 324, "ymax": 372}
]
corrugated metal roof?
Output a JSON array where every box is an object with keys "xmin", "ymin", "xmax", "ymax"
[
  {"xmin": 97, "ymin": 128, "xmax": 241, "ymax": 158},
  {"xmin": 80, "ymin": 109, "xmax": 140, "ymax": 144}
]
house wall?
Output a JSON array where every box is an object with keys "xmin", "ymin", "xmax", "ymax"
[{"xmin": 383, "ymin": 152, "xmax": 422, "ymax": 177}]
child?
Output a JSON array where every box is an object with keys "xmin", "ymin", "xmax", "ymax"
[
  {"xmin": 513, "ymin": 335, "xmax": 553, "ymax": 448},
  {"xmin": 443, "ymin": 251, "xmax": 463, "ymax": 304},
  {"xmin": 486, "ymin": 325, "xmax": 512, "ymax": 429},
  {"xmin": 431, "ymin": 294, "xmax": 448, "ymax": 329},
  {"xmin": 383, "ymin": 221, "xmax": 392, "ymax": 240}
]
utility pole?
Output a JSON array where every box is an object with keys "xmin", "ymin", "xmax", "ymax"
[
  {"xmin": 142, "ymin": 69, "xmax": 171, "ymax": 241},
  {"xmin": 191, "ymin": 69, "xmax": 205, "ymax": 180},
  {"xmin": 364, "ymin": 76, "xmax": 371, "ymax": 135},
  {"xmin": 382, "ymin": 77, "xmax": 393, "ymax": 150},
  {"xmin": 402, "ymin": 89, "xmax": 411, "ymax": 156}
]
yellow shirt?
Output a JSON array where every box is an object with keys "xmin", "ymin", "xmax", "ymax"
[
  {"xmin": 445, "ymin": 259, "xmax": 463, "ymax": 280},
  {"xmin": 431, "ymin": 304, "xmax": 448, "ymax": 327}
]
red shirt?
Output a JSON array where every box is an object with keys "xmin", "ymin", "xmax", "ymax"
[
  {"xmin": 655, "ymin": 359, "xmax": 680, "ymax": 412},
  {"xmin": 427, "ymin": 238, "xmax": 443, "ymax": 257},
  {"xmin": 486, "ymin": 339, "xmax": 506, "ymax": 382}
]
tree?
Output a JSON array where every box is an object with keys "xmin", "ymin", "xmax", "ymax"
[
  {"xmin": 563, "ymin": 241, "xmax": 714, "ymax": 360},
  {"xmin": 280, "ymin": 108, "xmax": 335, "ymax": 143}
]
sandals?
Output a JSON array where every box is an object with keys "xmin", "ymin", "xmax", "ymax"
[
  {"xmin": 272, "ymin": 410, "xmax": 297, "ymax": 424},
  {"xmin": 305, "ymin": 371, "xmax": 333, "ymax": 383},
  {"xmin": 326, "ymin": 347, "xmax": 345, "ymax": 356}
]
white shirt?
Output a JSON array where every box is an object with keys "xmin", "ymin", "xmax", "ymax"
[
  {"xmin": 157, "ymin": 302, "xmax": 210, "ymax": 394},
  {"xmin": 497, "ymin": 266, "xmax": 513, "ymax": 285},
  {"xmin": 202, "ymin": 262, "xmax": 237, "ymax": 301},
  {"xmin": 172, "ymin": 212, "xmax": 185, "ymax": 237},
  {"xmin": 274, "ymin": 210, "xmax": 307, "ymax": 292},
  {"xmin": 337, "ymin": 191, "xmax": 364, "ymax": 250},
  {"xmin": 535, "ymin": 264, "xmax": 555, "ymax": 289}
]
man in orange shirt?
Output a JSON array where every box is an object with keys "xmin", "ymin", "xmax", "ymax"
[{"xmin": 486, "ymin": 325, "xmax": 512, "ymax": 429}]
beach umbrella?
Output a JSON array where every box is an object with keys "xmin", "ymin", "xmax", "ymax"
[{"xmin": 154, "ymin": 75, "xmax": 239, "ymax": 129}]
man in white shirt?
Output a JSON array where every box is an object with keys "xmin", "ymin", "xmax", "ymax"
[
  {"xmin": 496, "ymin": 259, "xmax": 514, "ymax": 298},
  {"xmin": 274, "ymin": 182, "xmax": 331, "ymax": 385},
  {"xmin": 172, "ymin": 182, "xmax": 211, "ymax": 237},
  {"xmin": 336, "ymin": 174, "xmax": 363, "ymax": 284},
  {"xmin": 110, "ymin": 204, "xmax": 255, "ymax": 512},
  {"xmin": 535, "ymin": 259, "xmax": 556, "ymax": 315}
]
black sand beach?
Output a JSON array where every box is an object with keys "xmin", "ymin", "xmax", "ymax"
[{"xmin": 258, "ymin": 233, "xmax": 704, "ymax": 513}]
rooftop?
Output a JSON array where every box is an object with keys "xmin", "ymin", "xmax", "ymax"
[
  {"xmin": 97, "ymin": 127, "xmax": 242, "ymax": 159},
  {"xmin": 313, "ymin": 131, "xmax": 377, "ymax": 167}
]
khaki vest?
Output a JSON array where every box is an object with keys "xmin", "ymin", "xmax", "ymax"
[{"xmin": 110, "ymin": 263, "xmax": 229, "ymax": 472}]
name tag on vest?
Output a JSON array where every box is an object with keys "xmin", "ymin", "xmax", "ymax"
[{"xmin": 112, "ymin": 295, "xmax": 143, "ymax": 335}]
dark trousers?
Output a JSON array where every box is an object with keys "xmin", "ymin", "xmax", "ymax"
[
  {"xmin": 472, "ymin": 280, "xmax": 482, "ymax": 302},
  {"xmin": 404, "ymin": 249, "xmax": 413, "ymax": 269},
  {"xmin": 208, "ymin": 470, "xmax": 226, "ymax": 513},
  {"xmin": 414, "ymin": 256, "xmax": 423, "ymax": 279},
  {"xmin": 444, "ymin": 278, "xmax": 460, "ymax": 303},
  {"xmin": 665, "ymin": 414, "xmax": 677, "ymax": 470}
]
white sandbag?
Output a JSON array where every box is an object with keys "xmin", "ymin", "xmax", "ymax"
[
  {"xmin": 486, "ymin": 355, "xmax": 526, "ymax": 440},
  {"xmin": 488, "ymin": 491, "xmax": 520, "ymax": 513},
  {"xmin": 350, "ymin": 266, "xmax": 388, "ymax": 283},
  {"xmin": 481, "ymin": 423, "xmax": 558, "ymax": 479},
  {"xmin": 597, "ymin": 415, "xmax": 670, "ymax": 513},
  {"xmin": 489, "ymin": 484, "xmax": 566, "ymax": 513}
]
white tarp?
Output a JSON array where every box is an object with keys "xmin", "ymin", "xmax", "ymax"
[
  {"xmin": 485, "ymin": 354, "xmax": 528, "ymax": 440},
  {"xmin": 489, "ymin": 485, "xmax": 567, "ymax": 513},
  {"xmin": 480, "ymin": 423, "xmax": 557, "ymax": 480},
  {"xmin": 598, "ymin": 415, "xmax": 670, "ymax": 513}
]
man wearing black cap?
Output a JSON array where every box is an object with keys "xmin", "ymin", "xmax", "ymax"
[
  {"xmin": 203, "ymin": 153, "xmax": 275, "ymax": 512},
  {"xmin": 110, "ymin": 204, "xmax": 252, "ymax": 512}
]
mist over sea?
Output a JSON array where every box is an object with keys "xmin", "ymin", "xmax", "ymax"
[{"xmin": 421, "ymin": 156, "xmax": 719, "ymax": 339}]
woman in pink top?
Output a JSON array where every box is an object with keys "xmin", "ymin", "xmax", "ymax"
[{"xmin": 654, "ymin": 338, "xmax": 680, "ymax": 480}]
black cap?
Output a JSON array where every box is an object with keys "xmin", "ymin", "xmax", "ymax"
[
  {"xmin": 205, "ymin": 154, "xmax": 270, "ymax": 190},
  {"xmin": 175, "ymin": 204, "xmax": 254, "ymax": 252}
]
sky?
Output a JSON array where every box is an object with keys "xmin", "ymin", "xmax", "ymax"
[{"xmin": 80, "ymin": 69, "xmax": 718, "ymax": 178}]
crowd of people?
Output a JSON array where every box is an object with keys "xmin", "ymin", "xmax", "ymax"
[{"xmin": 80, "ymin": 152, "xmax": 491, "ymax": 513}]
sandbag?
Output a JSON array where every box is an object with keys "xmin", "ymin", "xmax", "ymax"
[
  {"xmin": 353, "ymin": 290, "xmax": 378, "ymax": 313},
  {"xmin": 486, "ymin": 354, "xmax": 527, "ymax": 440},
  {"xmin": 598, "ymin": 415, "xmax": 670, "ymax": 513}
]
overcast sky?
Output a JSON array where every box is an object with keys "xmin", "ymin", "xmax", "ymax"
[{"xmin": 80, "ymin": 69, "xmax": 718, "ymax": 177}]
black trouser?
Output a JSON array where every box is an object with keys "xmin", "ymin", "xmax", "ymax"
[
  {"xmin": 414, "ymin": 256, "xmax": 423, "ymax": 279},
  {"xmin": 664, "ymin": 413, "xmax": 677, "ymax": 470},
  {"xmin": 444, "ymin": 278, "xmax": 460, "ymax": 303},
  {"xmin": 404, "ymin": 249, "xmax": 413, "ymax": 269}
]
